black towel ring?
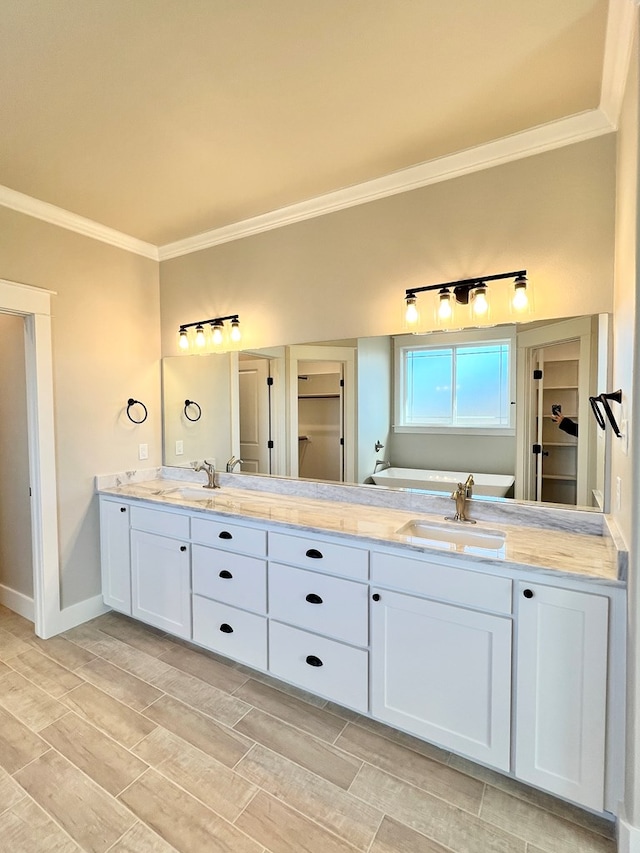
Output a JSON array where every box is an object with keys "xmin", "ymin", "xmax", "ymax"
[
  {"xmin": 184, "ymin": 399, "xmax": 202, "ymax": 422},
  {"xmin": 126, "ymin": 398, "xmax": 148, "ymax": 424}
]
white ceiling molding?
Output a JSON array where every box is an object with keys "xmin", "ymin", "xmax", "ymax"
[
  {"xmin": 159, "ymin": 109, "xmax": 614, "ymax": 260},
  {"xmin": 0, "ymin": 184, "xmax": 158, "ymax": 260},
  {"xmin": 600, "ymin": 0, "xmax": 638, "ymax": 126}
]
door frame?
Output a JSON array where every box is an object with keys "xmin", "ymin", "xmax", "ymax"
[
  {"xmin": 286, "ymin": 345, "xmax": 355, "ymax": 481},
  {"xmin": 516, "ymin": 316, "xmax": 597, "ymax": 505},
  {"xmin": 0, "ymin": 279, "xmax": 59, "ymax": 638}
]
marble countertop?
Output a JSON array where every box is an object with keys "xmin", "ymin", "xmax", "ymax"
[{"xmin": 97, "ymin": 477, "xmax": 624, "ymax": 585}]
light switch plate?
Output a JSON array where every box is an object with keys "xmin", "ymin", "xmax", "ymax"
[
  {"xmin": 138, "ymin": 443, "xmax": 149, "ymax": 461},
  {"xmin": 175, "ymin": 440, "xmax": 184, "ymax": 456}
]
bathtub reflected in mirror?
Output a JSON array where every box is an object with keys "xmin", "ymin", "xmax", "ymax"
[{"xmin": 371, "ymin": 468, "xmax": 515, "ymax": 498}]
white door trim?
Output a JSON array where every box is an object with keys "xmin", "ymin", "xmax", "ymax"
[{"xmin": 0, "ymin": 278, "xmax": 60, "ymax": 638}]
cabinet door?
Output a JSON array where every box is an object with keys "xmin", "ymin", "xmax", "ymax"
[
  {"xmin": 515, "ymin": 583, "xmax": 608, "ymax": 811},
  {"xmin": 99, "ymin": 499, "xmax": 131, "ymax": 614},
  {"xmin": 131, "ymin": 530, "xmax": 191, "ymax": 638},
  {"xmin": 371, "ymin": 588, "xmax": 512, "ymax": 770}
]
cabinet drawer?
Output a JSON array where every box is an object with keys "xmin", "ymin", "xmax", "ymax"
[
  {"xmin": 268, "ymin": 531, "xmax": 368, "ymax": 580},
  {"xmin": 192, "ymin": 516, "xmax": 266, "ymax": 556},
  {"xmin": 192, "ymin": 545, "xmax": 267, "ymax": 613},
  {"xmin": 269, "ymin": 621, "xmax": 368, "ymax": 712},
  {"xmin": 371, "ymin": 551, "xmax": 512, "ymax": 614},
  {"xmin": 130, "ymin": 505, "xmax": 189, "ymax": 539},
  {"xmin": 192, "ymin": 596, "xmax": 267, "ymax": 671},
  {"xmin": 268, "ymin": 562, "xmax": 368, "ymax": 646}
]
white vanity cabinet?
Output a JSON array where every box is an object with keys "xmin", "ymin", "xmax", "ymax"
[
  {"xmin": 99, "ymin": 498, "xmax": 132, "ymax": 614},
  {"xmin": 190, "ymin": 516, "xmax": 268, "ymax": 670},
  {"xmin": 515, "ymin": 581, "xmax": 609, "ymax": 811},
  {"xmin": 129, "ymin": 506, "xmax": 191, "ymax": 638},
  {"xmin": 98, "ymin": 491, "xmax": 623, "ymax": 814},
  {"xmin": 370, "ymin": 551, "xmax": 513, "ymax": 771},
  {"xmin": 267, "ymin": 531, "xmax": 370, "ymax": 712}
]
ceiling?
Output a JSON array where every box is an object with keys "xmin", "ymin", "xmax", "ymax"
[{"xmin": 0, "ymin": 0, "xmax": 619, "ymax": 249}]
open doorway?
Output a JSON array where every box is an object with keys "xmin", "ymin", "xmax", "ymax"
[
  {"xmin": 0, "ymin": 314, "xmax": 33, "ymax": 614},
  {"xmin": 0, "ymin": 280, "xmax": 60, "ymax": 638}
]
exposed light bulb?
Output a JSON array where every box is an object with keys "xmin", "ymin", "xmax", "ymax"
[
  {"xmin": 212, "ymin": 322, "xmax": 224, "ymax": 345},
  {"xmin": 512, "ymin": 276, "xmax": 529, "ymax": 312},
  {"xmin": 472, "ymin": 285, "xmax": 489, "ymax": 317},
  {"xmin": 230, "ymin": 320, "xmax": 241, "ymax": 342},
  {"xmin": 437, "ymin": 290, "xmax": 453, "ymax": 321},
  {"xmin": 178, "ymin": 328, "xmax": 189, "ymax": 350},
  {"xmin": 405, "ymin": 296, "xmax": 419, "ymax": 325},
  {"xmin": 195, "ymin": 324, "xmax": 206, "ymax": 347}
]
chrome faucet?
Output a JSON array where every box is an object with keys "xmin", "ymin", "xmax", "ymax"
[
  {"xmin": 373, "ymin": 459, "xmax": 391, "ymax": 473},
  {"xmin": 194, "ymin": 460, "xmax": 219, "ymax": 489},
  {"xmin": 447, "ymin": 474, "xmax": 475, "ymax": 523},
  {"xmin": 226, "ymin": 456, "xmax": 243, "ymax": 473}
]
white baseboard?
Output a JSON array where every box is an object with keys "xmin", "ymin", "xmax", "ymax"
[
  {"xmin": 44, "ymin": 594, "xmax": 110, "ymax": 638},
  {"xmin": 618, "ymin": 813, "xmax": 640, "ymax": 852},
  {"xmin": 0, "ymin": 584, "xmax": 34, "ymax": 621}
]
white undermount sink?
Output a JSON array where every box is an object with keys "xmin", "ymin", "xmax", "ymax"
[
  {"xmin": 395, "ymin": 519, "xmax": 506, "ymax": 551},
  {"xmin": 167, "ymin": 487, "xmax": 221, "ymax": 501}
]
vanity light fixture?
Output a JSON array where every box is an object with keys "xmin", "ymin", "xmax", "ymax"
[
  {"xmin": 404, "ymin": 270, "xmax": 529, "ymax": 328},
  {"xmin": 177, "ymin": 314, "xmax": 241, "ymax": 351}
]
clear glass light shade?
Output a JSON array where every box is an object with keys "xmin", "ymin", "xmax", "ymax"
[
  {"xmin": 511, "ymin": 276, "xmax": 531, "ymax": 314},
  {"xmin": 437, "ymin": 290, "xmax": 453, "ymax": 323},
  {"xmin": 195, "ymin": 324, "xmax": 206, "ymax": 347},
  {"xmin": 211, "ymin": 323, "xmax": 224, "ymax": 345},
  {"xmin": 471, "ymin": 286, "xmax": 489, "ymax": 318},
  {"xmin": 230, "ymin": 320, "xmax": 241, "ymax": 342},
  {"xmin": 178, "ymin": 329, "xmax": 189, "ymax": 350},
  {"xmin": 405, "ymin": 296, "xmax": 419, "ymax": 326}
]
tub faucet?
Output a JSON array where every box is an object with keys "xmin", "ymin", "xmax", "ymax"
[
  {"xmin": 194, "ymin": 460, "xmax": 219, "ymax": 489},
  {"xmin": 447, "ymin": 474, "xmax": 475, "ymax": 524},
  {"xmin": 373, "ymin": 460, "xmax": 391, "ymax": 473},
  {"xmin": 226, "ymin": 456, "xmax": 243, "ymax": 473}
]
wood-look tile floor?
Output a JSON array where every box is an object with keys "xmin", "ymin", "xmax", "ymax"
[{"xmin": 0, "ymin": 605, "xmax": 617, "ymax": 853}]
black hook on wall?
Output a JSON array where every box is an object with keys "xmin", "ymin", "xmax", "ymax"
[
  {"xmin": 126, "ymin": 398, "xmax": 148, "ymax": 424},
  {"xmin": 589, "ymin": 389, "xmax": 622, "ymax": 437},
  {"xmin": 184, "ymin": 399, "xmax": 202, "ymax": 422}
]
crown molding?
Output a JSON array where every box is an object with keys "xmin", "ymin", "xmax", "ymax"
[
  {"xmin": 600, "ymin": 0, "xmax": 638, "ymax": 127},
  {"xmin": 159, "ymin": 109, "xmax": 614, "ymax": 260},
  {"xmin": 0, "ymin": 185, "xmax": 158, "ymax": 260}
]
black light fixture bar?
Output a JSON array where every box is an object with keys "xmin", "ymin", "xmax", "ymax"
[
  {"xmin": 406, "ymin": 270, "xmax": 526, "ymax": 301},
  {"xmin": 178, "ymin": 314, "xmax": 239, "ymax": 332}
]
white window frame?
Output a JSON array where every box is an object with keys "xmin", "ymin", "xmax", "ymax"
[{"xmin": 393, "ymin": 327, "xmax": 516, "ymax": 436}]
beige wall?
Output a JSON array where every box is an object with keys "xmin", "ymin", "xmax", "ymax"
[
  {"xmin": 0, "ymin": 208, "xmax": 161, "ymax": 609},
  {"xmin": 0, "ymin": 313, "xmax": 32, "ymax": 598},
  {"xmin": 160, "ymin": 135, "xmax": 616, "ymax": 356}
]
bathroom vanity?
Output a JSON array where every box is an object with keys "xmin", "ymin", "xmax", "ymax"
[{"xmin": 97, "ymin": 472, "xmax": 626, "ymax": 816}]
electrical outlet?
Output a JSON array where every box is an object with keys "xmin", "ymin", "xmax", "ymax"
[
  {"xmin": 138, "ymin": 443, "xmax": 149, "ymax": 461},
  {"xmin": 616, "ymin": 476, "xmax": 622, "ymax": 512},
  {"xmin": 175, "ymin": 440, "xmax": 184, "ymax": 456}
]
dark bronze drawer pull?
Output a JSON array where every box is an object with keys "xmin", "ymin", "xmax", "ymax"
[
  {"xmin": 120, "ymin": 506, "xmax": 127, "ymax": 513},
  {"xmin": 305, "ymin": 593, "xmax": 323, "ymax": 604},
  {"xmin": 218, "ymin": 531, "xmax": 233, "ymax": 540},
  {"xmin": 305, "ymin": 655, "xmax": 323, "ymax": 667},
  {"xmin": 523, "ymin": 588, "xmax": 534, "ymax": 599},
  {"xmin": 305, "ymin": 548, "xmax": 323, "ymax": 559},
  {"xmin": 219, "ymin": 623, "xmax": 234, "ymax": 633},
  {"xmin": 180, "ymin": 545, "xmax": 187, "ymax": 552},
  {"xmin": 219, "ymin": 570, "xmax": 233, "ymax": 579}
]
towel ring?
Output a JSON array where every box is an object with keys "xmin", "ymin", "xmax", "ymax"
[
  {"xmin": 184, "ymin": 399, "xmax": 202, "ymax": 422},
  {"xmin": 126, "ymin": 398, "xmax": 148, "ymax": 424}
]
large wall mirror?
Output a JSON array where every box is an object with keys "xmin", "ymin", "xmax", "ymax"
[{"xmin": 161, "ymin": 314, "xmax": 612, "ymax": 511}]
